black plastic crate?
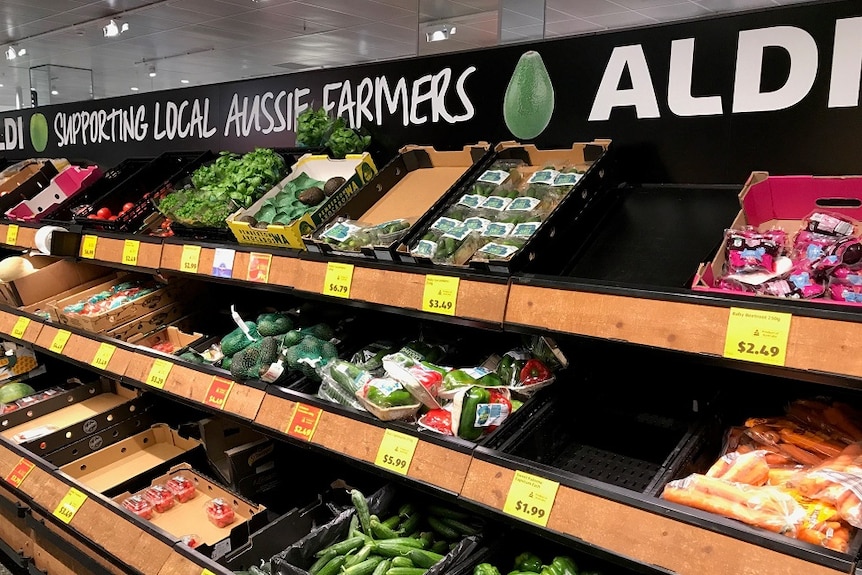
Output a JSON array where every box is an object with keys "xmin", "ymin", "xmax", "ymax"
[
  {"xmin": 0, "ymin": 160, "xmax": 60, "ymax": 215},
  {"xmin": 41, "ymin": 157, "xmax": 153, "ymax": 225},
  {"xmin": 160, "ymin": 147, "xmax": 320, "ymax": 242},
  {"xmin": 73, "ymin": 150, "xmax": 214, "ymax": 233}
]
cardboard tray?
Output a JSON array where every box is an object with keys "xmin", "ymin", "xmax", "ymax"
[
  {"xmin": 113, "ymin": 464, "xmax": 267, "ymax": 562},
  {"xmin": 0, "ymin": 258, "xmax": 109, "ymax": 308},
  {"xmin": 303, "ymin": 144, "xmax": 492, "ymax": 261},
  {"xmin": 126, "ymin": 324, "xmax": 204, "ymax": 353},
  {"xmin": 0, "ymin": 160, "xmax": 62, "ymax": 214},
  {"xmin": 60, "ymin": 423, "xmax": 203, "ymax": 496},
  {"xmin": 73, "ymin": 150, "xmax": 214, "ymax": 233},
  {"xmin": 693, "ymin": 171, "xmax": 862, "ymax": 308},
  {"xmin": 1, "ymin": 378, "xmax": 149, "ymax": 456},
  {"xmin": 226, "ymin": 152, "xmax": 378, "ymax": 249},
  {"xmin": 43, "ymin": 406, "xmax": 158, "ymax": 467},
  {"xmin": 165, "ymin": 147, "xmax": 320, "ymax": 243},
  {"xmin": 20, "ymin": 272, "xmax": 120, "ymax": 322},
  {"xmin": 397, "ymin": 140, "xmax": 612, "ymax": 275},
  {"xmin": 104, "ymin": 302, "xmax": 192, "ymax": 342},
  {"xmin": 40, "ymin": 157, "xmax": 153, "ymax": 226},
  {"xmin": 53, "ymin": 275, "xmax": 192, "ymax": 333}
]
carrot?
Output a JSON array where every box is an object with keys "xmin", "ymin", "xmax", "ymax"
[
  {"xmin": 824, "ymin": 406, "xmax": 862, "ymax": 441},
  {"xmin": 721, "ymin": 452, "xmax": 770, "ymax": 486},
  {"xmin": 778, "ymin": 429, "xmax": 844, "ymax": 458},
  {"xmin": 662, "ymin": 482, "xmax": 798, "ymax": 534},
  {"xmin": 796, "ymin": 527, "xmax": 850, "ymax": 552},
  {"xmin": 687, "ymin": 474, "xmax": 800, "ymax": 518},
  {"xmin": 836, "ymin": 490, "xmax": 862, "ymax": 527},
  {"xmin": 767, "ymin": 467, "xmax": 802, "ymax": 486},
  {"xmin": 776, "ymin": 442, "xmax": 825, "ymax": 466},
  {"xmin": 764, "ymin": 451, "xmax": 793, "ymax": 466}
]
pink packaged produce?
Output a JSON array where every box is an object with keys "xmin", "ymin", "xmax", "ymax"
[
  {"xmin": 694, "ymin": 172, "xmax": 862, "ymax": 307},
  {"xmin": 122, "ymin": 495, "xmax": 154, "ymax": 520},
  {"xmin": 165, "ymin": 475, "xmax": 196, "ymax": 503},
  {"xmin": 143, "ymin": 484, "xmax": 175, "ymax": 513},
  {"xmin": 204, "ymin": 498, "xmax": 235, "ymax": 528}
]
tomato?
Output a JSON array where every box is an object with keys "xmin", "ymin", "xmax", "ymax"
[
  {"xmin": 96, "ymin": 207, "xmax": 111, "ymax": 219},
  {"xmin": 122, "ymin": 202, "xmax": 135, "ymax": 213},
  {"xmin": 108, "ymin": 215, "xmax": 118, "ymax": 221},
  {"xmin": 87, "ymin": 214, "xmax": 99, "ymax": 219}
]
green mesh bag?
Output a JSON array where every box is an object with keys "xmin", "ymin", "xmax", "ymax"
[
  {"xmin": 230, "ymin": 344, "xmax": 263, "ymax": 380},
  {"xmin": 258, "ymin": 336, "xmax": 280, "ymax": 364},
  {"xmin": 282, "ymin": 329, "xmax": 303, "ymax": 347},
  {"xmin": 284, "ymin": 335, "xmax": 339, "ymax": 380},
  {"xmin": 256, "ymin": 313, "xmax": 293, "ymax": 336},
  {"xmin": 221, "ymin": 356, "xmax": 232, "ymax": 371},
  {"xmin": 298, "ymin": 323, "xmax": 334, "ymax": 342},
  {"xmin": 220, "ymin": 321, "xmax": 260, "ymax": 357}
]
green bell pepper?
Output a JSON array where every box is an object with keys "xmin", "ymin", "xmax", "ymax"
[
  {"xmin": 477, "ymin": 372, "xmax": 504, "ymax": 387},
  {"xmin": 366, "ymin": 386, "xmax": 415, "ymax": 407},
  {"xmin": 473, "ymin": 564, "xmax": 501, "ymax": 575},
  {"xmin": 458, "ymin": 386, "xmax": 490, "ymax": 441},
  {"xmin": 497, "ymin": 355, "xmax": 525, "ymax": 386},
  {"xmin": 540, "ymin": 556, "xmax": 578, "ymax": 575},
  {"xmin": 513, "ymin": 552, "xmax": 543, "ymax": 572},
  {"xmin": 443, "ymin": 369, "xmax": 477, "ymax": 390}
]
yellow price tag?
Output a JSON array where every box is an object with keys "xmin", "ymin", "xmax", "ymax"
[
  {"xmin": 201, "ymin": 570, "xmax": 217, "ymax": 575},
  {"xmin": 374, "ymin": 429, "xmax": 418, "ymax": 475},
  {"xmin": 145, "ymin": 359, "xmax": 173, "ymax": 389},
  {"xmin": 421, "ymin": 274, "xmax": 459, "ymax": 315},
  {"xmin": 122, "ymin": 239, "xmax": 140, "ymax": 266},
  {"xmin": 723, "ymin": 307, "xmax": 792, "ymax": 366},
  {"xmin": 5, "ymin": 224, "xmax": 18, "ymax": 246},
  {"xmin": 81, "ymin": 235, "xmax": 98, "ymax": 259},
  {"xmin": 49, "ymin": 330, "xmax": 71, "ymax": 353},
  {"xmin": 323, "ymin": 262, "xmax": 354, "ymax": 298},
  {"xmin": 502, "ymin": 470, "xmax": 559, "ymax": 527},
  {"xmin": 10, "ymin": 317, "xmax": 29, "ymax": 339},
  {"xmin": 181, "ymin": 245, "xmax": 201, "ymax": 273},
  {"xmin": 91, "ymin": 343, "xmax": 116, "ymax": 370},
  {"xmin": 53, "ymin": 487, "xmax": 87, "ymax": 524}
]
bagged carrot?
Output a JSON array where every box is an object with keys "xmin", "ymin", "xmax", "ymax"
[
  {"xmin": 789, "ymin": 441, "xmax": 862, "ymax": 527},
  {"xmin": 707, "ymin": 450, "xmax": 771, "ymax": 486}
]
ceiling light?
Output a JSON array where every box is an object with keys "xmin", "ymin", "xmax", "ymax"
[
  {"xmin": 51, "ymin": 90, "xmax": 58, "ymax": 96},
  {"xmin": 424, "ymin": 24, "xmax": 455, "ymax": 43},
  {"xmin": 0, "ymin": 84, "xmax": 4, "ymax": 88},
  {"xmin": 5, "ymin": 46, "xmax": 24, "ymax": 60},
  {"xmin": 148, "ymin": 65, "xmax": 156, "ymax": 78},
  {"xmin": 130, "ymin": 86, "xmax": 138, "ymax": 91},
  {"xmin": 180, "ymin": 79, "xmax": 189, "ymax": 84},
  {"xmin": 103, "ymin": 19, "xmax": 129, "ymax": 38}
]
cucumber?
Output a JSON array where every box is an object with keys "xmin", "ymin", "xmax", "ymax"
[
  {"xmin": 372, "ymin": 559, "xmax": 392, "ymax": 575},
  {"xmin": 385, "ymin": 568, "xmax": 427, "ymax": 575},
  {"xmin": 342, "ymin": 557, "xmax": 385, "ymax": 575},
  {"xmin": 430, "ymin": 540, "xmax": 448, "ymax": 555},
  {"xmin": 390, "ymin": 557, "xmax": 414, "ymax": 568},
  {"xmin": 309, "ymin": 550, "xmax": 337, "ymax": 575},
  {"xmin": 382, "ymin": 515, "xmax": 401, "ymax": 530},
  {"xmin": 398, "ymin": 503, "xmax": 415, "ymax": 518},
  {"xmin": 408, "ymin": 549, "xmax": 444, "ymax": 569},
  {"xmin": 317, "ymin": 555, "xmax": 348, "ymax": 575},
  {"xmin": 427, "ymin": 516, "xmax": 460, "ymax": 540},
  {"xmin": 352, "ymin": 489, "xmax": 372, "ymax": 535},
  {"xmin": 315, "ymin": 536, "xmax": 365, "ymax": 557},
  {"xmin": 397, "ymin": 513, "xmax": 420, "ymax": 535},
  {"xmin": 438, "ymin": 516, "xmax": 479, "ymax": 536},
  {"xmin": 371, "ymin": 517, "xmax": 401, "ymax": 539},
  {"xmin": 426, "ymin": 505, "xmax": 471, "ymax": 521},
  {"xmin": 345, "ymin": 544, "xmax": 373, "ymax": 568}
]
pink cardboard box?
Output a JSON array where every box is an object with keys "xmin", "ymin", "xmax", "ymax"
[{"xmin": 693, "ymin": 171, "xmax": 862, "ymax": 307}]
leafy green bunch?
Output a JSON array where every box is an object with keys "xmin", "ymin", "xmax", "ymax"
[{"xmin": 295, "ymin": 107, "xmax": 371, "ymax": 159}]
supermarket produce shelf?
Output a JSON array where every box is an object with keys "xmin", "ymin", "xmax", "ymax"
[{"xmin": 0, "ymin": 302, "xmax": 857, "ymax": 575}]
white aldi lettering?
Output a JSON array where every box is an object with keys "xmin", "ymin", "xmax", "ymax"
[{"xmin": 589, "ymin": 16, "xmax": 862, "ymax": 120}]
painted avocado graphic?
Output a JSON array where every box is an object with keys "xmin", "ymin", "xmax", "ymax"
[
  {"xmin": 503, "ymin": 51, "xmax": 555, "ymax": 140},
  {"xmin": 29, "ymin": 113, "xmax": 48, "ymax": 152}
]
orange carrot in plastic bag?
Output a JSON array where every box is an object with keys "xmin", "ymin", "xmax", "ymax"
[
  {"xmin": 707, "ymin": 450, "xmax": 770, "ymax": 485},
  {"xmin": 779, "ymin": 429, "xmax": 844, "ymax": 458}
]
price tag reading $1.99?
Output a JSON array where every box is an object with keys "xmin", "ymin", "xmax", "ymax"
[{"xmin": 502, "ymin": 470, "xmax": 559, "ymax": 527}]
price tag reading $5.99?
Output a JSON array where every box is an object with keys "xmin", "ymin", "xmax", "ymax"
[
  {"xmin": 374, "ymin": 429, "xmax": 418, "ymax": 475},
  {"xmin": 502, "ymin": 470, "xmax": 559, "ymax": 527},
  {"xmin": 723, "ymin": 307, "xmax": 792, "ymax": 367}
]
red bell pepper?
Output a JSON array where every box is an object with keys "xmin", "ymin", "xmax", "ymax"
[{"xmin": 519, "ymin": 358, "xmax": 551, "ymax": 385}]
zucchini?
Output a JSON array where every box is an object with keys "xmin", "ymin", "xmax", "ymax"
[
  {"xmin": 315, "ymin": 536, "xmax": 365, "ymax": 557},
  {"xmin": 385, "ymin": 568, "xmax": 427, "ymax": 575},
  {"xmin": 309, "ymin": 550, "xmax": 338, "ymax": 575},
  {"xmin": 408, "ymin": 549, "xmax": 444, "ymax": 569},
  {"xmin": 342, "ymin": 557, "xmax": 385, "ymax": 575},
  {"xmin": 352, "ymin": 489, "xmax": 372, "ymax": 535},
  {"xmin": 427, "ymin": 516, "xmax": 460, "ymax": 540},
  {"xmin": 317, "ymin": 555, "xmax": 348, "ymax": 575}
]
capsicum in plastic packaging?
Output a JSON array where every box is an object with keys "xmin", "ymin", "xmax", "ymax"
[
  {"xmin": 382, "ymin": 352, "xmax": 445, "ymax": 409},
  {"xmin": 520, "ymin": 358, "xmax": 551, "ymax": 386},
  {"xmin": 455, "ymin": 386, "xmax": 512, "ymax": 441},
  {"xmin": 540, "ymin": 556, "xmax": 579, "ymax": 575}
]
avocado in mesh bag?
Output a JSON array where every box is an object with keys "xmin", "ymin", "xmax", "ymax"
[
  {"xmin": 256, "ymin": 313, "xmax": 293, "ymax": 336},
  {"xmin": 230, "ymin": 344, "xmax": 263, "ymax": 380},
  {"xmin": 285, "ymin": 335, "xmax": 339, "ymax": 380},
  {"xmin": 298, "ymin": 323, "xmax": 334, "ymax": 341},
  {"xmin": 258, "ymin": 336, "xmax": 280, "ymax": 364},
  {"xmin": 220, "ymin": 321, "xmax": 260, "ymax": 357}
]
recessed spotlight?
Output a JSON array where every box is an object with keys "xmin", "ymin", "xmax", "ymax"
[
  {"xmin": 148, "ymin": 65, "xmax": 156, "ymax": 78},
  {"xmin": 130, "ymin": 86, "xmax": 138, "ymax": 91},
  {"xmin": 180, "ymin": 79, "xmax": 189, "ymax": 84},
  {"xmin": 0, "ymin": 84, "xmax": 5, "ymax": 88},
  {"xmin": 103, "ymin": 19, "xmax": 129, "ymax": 38},
  {"xmin": 424, "ymin": 24, "xmax": 455, "ymax": 43},
  {"xmin": 51, "ymin": 90, "xmax": 58, "ymax": 95}
]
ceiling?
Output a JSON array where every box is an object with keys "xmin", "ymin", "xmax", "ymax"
[{"xmin": 0, "ymin": 0, "xmax": 816, "ymax": 111}]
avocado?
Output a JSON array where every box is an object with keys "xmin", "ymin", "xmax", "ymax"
[
  {"xmin": 503, "ymin": 50, "xmax": 555, "ymax": 140},
  {"xmin": 236, "ymin": 214, "xmax": 257, "ymax": 226},
  {"xmin": 298, "ymin": 186, "xmax": 325, "ymax": 206},
  {"xmin": 324, "ymin": 176, "xmax": 346, "ymax": 196}
]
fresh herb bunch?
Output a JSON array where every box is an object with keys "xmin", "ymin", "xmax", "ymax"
[
  {"xmin": 327, "ymin": 118, "xmax": 371, "ymax": 159},
  {"xmin": 296, "ymin": 107, "xmax": 371, "ymax": 158},
  {"xmin": 158, "ymin": 147, "xmax": 287, "ymax": 228}
]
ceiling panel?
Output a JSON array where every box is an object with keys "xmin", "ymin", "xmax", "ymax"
[{"xmin": 0, "ymin": 0, "xmax": 823, "ymax": 110}]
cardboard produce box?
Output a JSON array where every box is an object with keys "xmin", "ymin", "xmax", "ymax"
[
  {"xmin": 0, "ymin": 257, "xmax": 109, "ymax": 307},
  {"xmin": 53, "ymin": 275, "xmax": 190, "ymax": 333},
  {"xmin": 126, "ymin": 324, "xmax": 204, "ymax": 352},
  {"xmin": 397, "ymin": 139, "xmax": 612, "ymax": 274},
  {"xmin": 113, "ymin": 464, "xmax": 267, "ymax": 561},
  {"xmin": 20, "ymin": 272, "xmax": 119, "ymax": 321},
  {"xmin": 104, "ymin": 302, "xmax": 190, "ymax": 342},
  {"xmin": 304, "ymin": 144, "xmax": 491, "ymax": 261},
  {"xmin": 60, "ymin": 423, "xmax": 201, "ymax": 495},
  {"xmin": 226, "ymin": 152, "xmax": 377, "ymax": 249},
  {"xmin": 1, "ymin": 378, "xmax": 147, "ymax": 456},
  {"xmin": 693, "ymin": 171, "xmax": 862, "ymax": 307}
]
